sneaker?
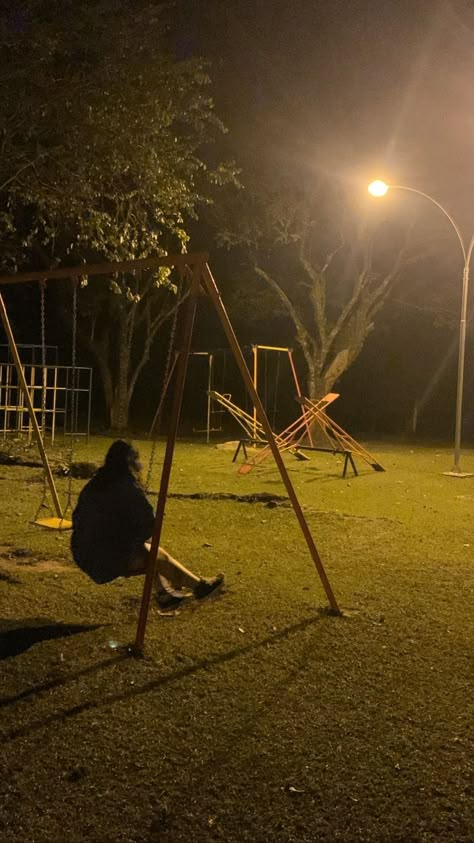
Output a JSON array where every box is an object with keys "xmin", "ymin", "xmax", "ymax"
[
  {"xmin": 155, "ymin": 592, "xmax": 188, "ymax": 612},
  {"xmin": 194, "ymin": 573, "xmax": 225, "ymax": 601}
]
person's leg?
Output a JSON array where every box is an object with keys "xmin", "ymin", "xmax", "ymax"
[
  {"xmin": 126, "ymin": 544, "xmax": 224, "ymax": 601},
  {"xmin": 156, "ymin": 547, "xmax": 200, "ymax": 592},
  {"xmin": 156, "ymin": 547, "xmax": 224, "ymax": 599},
  {"xmin": 123, "ymin": 545, "xmax": 191, "ymax": 593}
]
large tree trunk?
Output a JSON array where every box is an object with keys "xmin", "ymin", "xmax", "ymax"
[
  {"xmin": 108, "ymin": 321, "xmax": 131, "ymax": 432},
  {"xmin": 306, "ymin": 365, "xmax": 335, "ymax": 401},
  {"xmin": 79, "ymin": 287, "xmax": 177, "ymax": 434},
  {"xmin": 109, "ymin": 391, "xmax": 129, "ymax": 431}
]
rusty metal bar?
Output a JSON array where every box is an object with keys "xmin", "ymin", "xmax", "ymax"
[{"xmin": 252, "ymin": 345, "xmax": 258, "ymax": 440}]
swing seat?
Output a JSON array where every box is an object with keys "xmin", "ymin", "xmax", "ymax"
[
  {"xmin": 34, "ymin": 517, "xmax": 73, "ymax": 531},
  {"xmin": 291, "ymin": 448, "xmax": 311, "ymax": 461}
]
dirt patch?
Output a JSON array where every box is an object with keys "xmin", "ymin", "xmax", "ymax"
[
  {"xmin": 163, "ymin": 490, "xmax": 290, "ymax": 506},
  {"xmin": 0, "ymin": 547, "xmax": 70, "ymax": 573}
]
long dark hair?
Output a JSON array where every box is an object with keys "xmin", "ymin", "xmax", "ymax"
[{"xmin": 93, "ymin": 440, "xmax": 142, "ymax": 487}]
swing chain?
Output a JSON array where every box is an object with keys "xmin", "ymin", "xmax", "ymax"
[
  {"xmin": 63, "ymin": 279, "xmax": 78, "ymax": 516},
  {"xmin": 145, "ymin": 274, "xmax": 183, "ymax": 492}
]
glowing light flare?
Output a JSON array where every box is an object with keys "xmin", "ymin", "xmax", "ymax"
[{"xmin": 368, "ymin": 180, "xmax": 389, "ymax": 197}]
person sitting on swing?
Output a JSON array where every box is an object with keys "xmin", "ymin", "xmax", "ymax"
[{"xmin": 71, "ymin": 440, "xmax": 224, "ymax": 610}]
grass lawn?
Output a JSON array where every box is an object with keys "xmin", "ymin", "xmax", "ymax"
[{"xmin": 0, "ymin": 437, "xmax": 473, "ymax": 843}]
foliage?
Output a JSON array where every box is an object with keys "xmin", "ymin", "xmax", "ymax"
[{"xmin": 0, "ymin": 1, "xmax": 239, "ymax": 428}]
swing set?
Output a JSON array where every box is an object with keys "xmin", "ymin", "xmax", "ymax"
[
  {"xmin": 0, "ymin": 253, "xmax": 340, "ymax": 654},
  {"xmin": 190, "ymin": 350, "xmax": 228, "ymax": 442},
  {"xmin": 235, "ymin": 393, "xmax": 385, "ymax": 478},
  {"xmin": 248, "ymin": 344, "xmax": 306, "ymax": 439},
  {"xmin": 148, "ymin": 348, "xmax": 229, "ymax": 444}
]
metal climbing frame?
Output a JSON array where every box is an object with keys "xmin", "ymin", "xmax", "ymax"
[{"xmin": 0, "ymin": 362, "xmax": 92, "ymax": 442}]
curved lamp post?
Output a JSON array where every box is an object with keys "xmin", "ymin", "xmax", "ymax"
[{"xmin": 368, "ymin": 180, "xmax": 473, "ymax": 476}]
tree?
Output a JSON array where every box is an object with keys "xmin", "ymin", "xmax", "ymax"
[
  {"xmin": 0, "ymin": 1, "xmax": 238, "ymax": 429},
  {"xmin": 216, "ymin": 180, "xmax": 419, "ymax": 399}
]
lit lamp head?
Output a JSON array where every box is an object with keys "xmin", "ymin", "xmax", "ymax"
[{"xmin": 368, "ymin": 180, "xmax": 389, "ymax": 197}]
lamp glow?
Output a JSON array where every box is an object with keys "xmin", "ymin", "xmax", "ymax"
[
  {"xmin": 368, "ymin": 180, "xmax": 389, "ymax": 197},
  {"xmin": 366, "ymin": 176, "xmax": 474, "ymax": 476}
]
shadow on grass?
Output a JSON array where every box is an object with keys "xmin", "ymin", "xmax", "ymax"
[
  {"xmin": 0, "ymin": 571, "xmax": 21, "ymax": 585},
  {"xmin": 1, "ymin": 612, "xmax": 338, "ymax": 743},
  {"xmin": 0, "ymin": 619, "xmax": 103, "ymax": 660}
]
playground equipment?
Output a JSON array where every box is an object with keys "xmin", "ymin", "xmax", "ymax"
[
  {"xmin": 0, "ymin": 281, "xmax": 87, "ymax": 529},
  {"xmin": 248, "ymin": 344, "xmax": 307, "ymax": 439},
  {"xmin": 149, "ymin": 349, "xmax": 229, "ymax": 444},
  {"xmin": 0, "ymin": 338, "xmax": 92, "ymax": 443},
  {"xmin": 0, "ymin": 355, "xmax": 92, "ymax": 443},
  {"xmin": 209, "ymin": 389, "xmax": 310, "ymax": 462},
  {"xmin": 0, "ymin": 254, "xmax": 341, "ymax": 652},
  {"xmin": 293, "ymin": 396, "xmax": 385, "ymax": 473}
]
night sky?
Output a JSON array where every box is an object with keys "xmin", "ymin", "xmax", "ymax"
[
  {"xmin": 175, "ymin": 0, "xmax": 474, "ymax": 217},
  {"xmin": 171, "ymin": 0, "xmax": 474, "ymax": 436}
]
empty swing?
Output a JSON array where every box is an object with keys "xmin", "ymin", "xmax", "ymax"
[{"xmin": 33, "ymin": 279, "xmax": 80, "ymax": 530}]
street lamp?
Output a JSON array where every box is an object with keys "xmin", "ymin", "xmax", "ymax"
[{"xmin": 368, "ymin": 179, "xmax": 473, "ymax": 476}]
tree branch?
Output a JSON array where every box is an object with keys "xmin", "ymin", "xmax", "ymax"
[{"xmin": 254, "ymin": 263, "xmax": 317, "ymax": 365}]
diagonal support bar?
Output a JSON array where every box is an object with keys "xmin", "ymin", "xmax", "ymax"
[{"xmin": 133, "ymin": 267, "xmax": 202, "ymax": 654}]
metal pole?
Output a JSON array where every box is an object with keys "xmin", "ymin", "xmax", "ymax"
[
  {"xmin": 252, "ymin": 345, "xmax": 258, "ymax": 440},
  {"xmin": 86, "ymin": 369, "xmax": 92, "ymax": 444},
  {"xmin": 206, "ymin": 353, "xmax": 213, "ymax": 444},
  {"xmin": 452, "ymin": 262, "xmax": 470, "ymax": 472},
  {"xmin": 380, "ymin": 185, "xmax": 473, "ymax": 475},
  {"xmin": 288, "ymin": 349, "xmax": 314, "ymax": 447}
]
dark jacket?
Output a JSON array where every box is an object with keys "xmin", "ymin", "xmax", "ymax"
[{"xmin": 71, "ymin": 471, "xmax": 155, "ymax": 583}]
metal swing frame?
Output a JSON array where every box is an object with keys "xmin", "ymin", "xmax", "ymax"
[
  {"xmin": 249, "ymin": 344, "xmax": 313, "ymax": 444},
  {"xmin": 190, "ymin": 349, "xmax": 229, "ymax": 442},
  {"xmin": 0, "ymin": 254, "xmax": 340, "ymax": 654}
]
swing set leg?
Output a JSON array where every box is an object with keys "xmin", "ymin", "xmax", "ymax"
[
  {"xmin": 342, "ymin": 452, "xmax": 358, "ymax": 479},
  {"xmin": 133, "ymin": 266, "xmax": 202, "ymax": 656}
]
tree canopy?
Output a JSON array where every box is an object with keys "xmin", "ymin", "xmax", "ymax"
[{"xmin": 0, "ymin": 1, "xmax": 238, "ymax": 428}]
